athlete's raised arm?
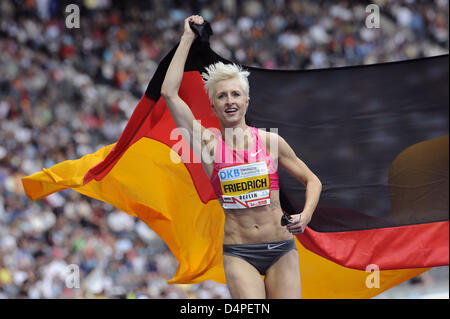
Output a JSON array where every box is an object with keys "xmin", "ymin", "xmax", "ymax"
[{"xmin": 161, "ymin": 15, "xmax": 214, "ymax": 159}]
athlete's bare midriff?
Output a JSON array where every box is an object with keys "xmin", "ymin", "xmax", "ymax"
[{"xmin": 222, "ymin": 190, "xmax": 293, "ymax": 245}]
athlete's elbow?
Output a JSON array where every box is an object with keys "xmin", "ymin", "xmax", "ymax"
[
  {"xmin": 161, "ymin": 87, "xmax": 176, "ymax": 99},
  {"xmin": 161, "ymin": 80, "xmax": 180, "ymax": 98},
  {"xmin": 312, "ymin": 176, "xmax": 322, "ymax": 191},
  {"xmin": 307, "ymin": 174, "xmax": 322, "ymax": 189}
]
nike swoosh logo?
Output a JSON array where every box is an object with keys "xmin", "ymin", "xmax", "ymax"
[
  {"xmin": 250, "ymin": 149, "xmax": 262, "ymax": 157},
  {"xmin": 267, "ymin": 242, "xmax": 287, "ymax": 250}
]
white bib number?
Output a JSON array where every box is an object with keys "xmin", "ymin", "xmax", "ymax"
[{"xmin": 218, "ymin": 162, "xmax": 271, "ymax": 209}]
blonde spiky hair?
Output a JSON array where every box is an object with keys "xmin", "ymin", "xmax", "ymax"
[{"xmin": 201, "ymin": 62, "xmax": 250, "ymax": 104}]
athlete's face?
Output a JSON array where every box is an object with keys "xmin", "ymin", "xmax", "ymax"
[{"xmin": 211, "ymin": 78, "xmax": 249, "ymax": 126}]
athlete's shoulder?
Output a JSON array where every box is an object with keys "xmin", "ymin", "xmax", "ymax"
[
  {"xmin": 257, "ymin": 128, "xmax": 281, "ymax": 153},
  {"xmin": 257, "ymin": 128, "xmax": 280, "ymax": 140}
]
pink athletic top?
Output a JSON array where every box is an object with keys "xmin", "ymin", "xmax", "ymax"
[{"xmin": 210, "ymin": 127, "xmax": 279, "ymax": 209}]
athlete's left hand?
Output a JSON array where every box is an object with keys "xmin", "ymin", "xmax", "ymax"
[{"xmin": 286, "ymin": 213, "xmax": 310, "ymax": 235}]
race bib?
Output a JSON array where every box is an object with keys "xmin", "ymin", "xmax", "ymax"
[{"xmin": 218, "ymin": 162, "xmax": 271, "ymax": 209}]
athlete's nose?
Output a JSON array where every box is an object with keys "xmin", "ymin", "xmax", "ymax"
[
  {"xmin": 226, "ymin": 93, "xmax": 237, "ymax": 105},
  {"xmin": 225, "ymin": 94, "xmax": 233, "ymax": 106}
]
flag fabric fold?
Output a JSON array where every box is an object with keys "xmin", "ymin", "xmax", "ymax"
[{"xmin": 22, "ymin": 24, "xmax": 449, "ymax": 298}]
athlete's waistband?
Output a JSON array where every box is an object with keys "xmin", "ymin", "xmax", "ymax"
[{"xmin": 222, "ymin": 238, "xmax": 295, "ymax": 249}]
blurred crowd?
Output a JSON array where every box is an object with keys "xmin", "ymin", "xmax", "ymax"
[
  {"xmin": 0, "ymin": 0, "xmax": 448, "ymax": 96},
  {"xmin": 0, "ymin": 0, "xmax": 448, "ymax": 298}
]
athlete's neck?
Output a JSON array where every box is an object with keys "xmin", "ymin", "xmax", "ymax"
[
  {"xmin": 220, "ymin": 122, "xmax": 250, "ymax": 136},
  {"xmin": 220, "ymin": 122, "xmax": 253, "ymax": 151}
]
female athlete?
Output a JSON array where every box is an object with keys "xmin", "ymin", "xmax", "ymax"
[{"xmin": 161, "ymin": 15, "xmax": 322, "ymax": 299}]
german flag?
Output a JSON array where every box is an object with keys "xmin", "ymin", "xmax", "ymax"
[{"xmin": 22, "ymin": 23, "xmax": 448, "ymax": 298}]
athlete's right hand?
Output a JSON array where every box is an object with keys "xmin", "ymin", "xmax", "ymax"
[{"xmin": 183, "ymin": 15, "xmax": 204, "ymax": 40}]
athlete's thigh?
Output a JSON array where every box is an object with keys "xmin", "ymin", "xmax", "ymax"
[
  {"xmin": 264, "ymin": 249, "xmax": 301, "ymax": 299},
  {"xmin": 223, "ymin": 254, "xmax": 266, "ymax": 299}
]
